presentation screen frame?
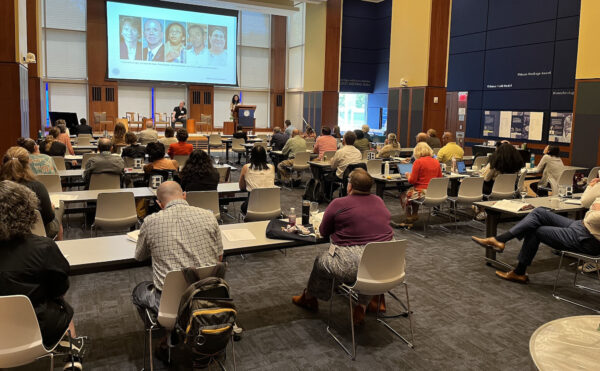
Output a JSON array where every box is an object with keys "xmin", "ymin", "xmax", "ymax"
[{"xmin": 105, "ymin": 0, "xmax": 238, "ymax": 86}]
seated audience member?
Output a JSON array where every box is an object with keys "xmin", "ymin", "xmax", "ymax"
[
  {"xmin": 436, "ymin": 132, "xmax": 464, "ymax": 163},
  {"xmin": 426, "ymin": 129, "xmax": 441, "ymax": 149},
  {"xmin": 132, "ymin": 181, "xmax": 223, "ymax": 360},
  {"xmin": 143, "ymin": 142, "xmax": 179, "ymax": 174},
  {"xmin": 284, "ymin": 119, "xmax": 295, "ymax": 137},
  {"xmin": 332, "ymin": 125, "xmax": 342, "ymax": 139},
  {"xmin": 326, "ymin": 130, "xmax": 362, "ymax": 186},
  {"xmin": 530, "ymin": 145, "xmax": 564, "ymax": 196},
  {"xmin": 180, "ymin": 149, "xmax": 219, "ymax": 192},
  {"xmin": 121, "ymin": 131, "xmax": 146, "ymax": 159},
  {"xmin": 158, "ymin": 126, "xmax": 178, "ymax": 151},
  {"xmin": 399, "ymin": 132, "xmax": 431, "ymax": 164},
  {"xmin": 302, "ymin": 126, "xmax": 317, "ymax": 140},
  {"xmin": 313, "ymin": 126, "xmax": 338, "ymax": 160},
  {"xmin": 278, "ymin": 129, "xmax": 307, "ymax": 183},
  {"xmin": 292, "ymin": 169, "xmax": 394, "ymax": 324},
  {"xmin": 392, "ymin": 142, "xmax": 442, "ymax": 228},
  {"xmin": 0, "ymin": 180, "xmax": 85, "ymax": 370},
  {"xmin": 54, "ymin": 119, "xmax": 71, "ymax": 136},
  {"xmin": 57, "ymin": 123, "xmax": 75, "ymax": 156},
  {"xmin": 239, "ymin": 146, "xmax": 275, "ymax": 214},
  {"xmin": 40, "ymin": 127, "xmax": 67, "ymax": 157},
  {"xmin": 481, "ymin": 143, "xmax": 523, "ymax": 195},
  {"xmin": 111, "ymin": 122, "xmax": 128, "ymax": 153},
  {"xmin": 1, "ymin": 147, "xmax": 63, "ymax": 240},
  {"xmin": 269, "ymin": 126, "xmax": 288, "ymax": 151},
  {"xmin": 83, "ymin": 138, "xmax": 125, "ymax": 188},
  {"xmin": 377, "ymin": 133, "xmax": 400, "ymax": 159},
  {"xmin": 137, "ymin": 126, "xmax": 159, "ymax": 146},
  {"xmin": 77, "ymin": 118, "xmax": 93, "ymax": 135},
  {"xmin": 416, "ymin": 132, "xmax": 429, "ymax": 144},
  {"xmin": 472, "ymin": 177, "xmax": 600, "ymax": 283},
  {"xmin": 232, "ymin": 125, "xmax": 248, "ymax": 163},
  {"xmin": 17, "ymin": 137, "xmax": 59, "ymax": 175},
  {"xmin": 168, "ymin": 128, "xmax": 194, "ymax": 158},
  {"xmin": 362, "ymin": 124, "xmax": 373, "ymax": 142},
  {"xmin": 353, "ymin": 129, "xmax": 371, "ymax": 153}
]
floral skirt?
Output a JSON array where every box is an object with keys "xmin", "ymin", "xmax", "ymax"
[{"xmin": 399, "ymin": 187, "xmax": 427, "ymax": 210}]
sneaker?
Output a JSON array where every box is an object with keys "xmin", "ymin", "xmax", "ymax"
[
  {"xmin": 475, "ymin": 211, "xmax": 487, "ymax": 221},
  {"xmin": 57, "ymin": 336, "xmax": 87, "ymax": 358},
  {"xmin": 579, "ymin": 262, "xmax": 600, "ymax": 273},
  {"xmin": 63, "ymin": 356, "xmax": 83, "ymax": 371}
]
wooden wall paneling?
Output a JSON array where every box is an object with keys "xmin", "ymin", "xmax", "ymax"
[
  {"xmin": 322, "ymin": 0, "xmax": 342, "ymax": 126},
  {"xmin": 27, "ymin": 0, "xmax": 41, "ymax": 137},
  {"xmin": 188, "ymin": 85, "xmax": 214, "ymax": 131},
  {"xmin": 428, "ymin": 0, "xmax": 451, "ymax": 87},
  {"xmin": 423, "ymin": 87, "xmax": 446, "ymax": 135},
  {"xmin": 0, "ymin": 64, "xmax": 24, "ymax": 153},
  {"xmin": 270, "ymin": 15, "xmax": 286, "ymax": 129},
  {"xmin": 321, "ymin": 91, "xmax": 337, "ymax": 129},
  {"xmin": 0, "ymin": 1, "xmax": 17, "ymax": 63}
]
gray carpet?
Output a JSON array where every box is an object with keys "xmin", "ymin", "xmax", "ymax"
[{"xmin": 14, "ymin": 165, "xmax": 600, "ymax": 370}]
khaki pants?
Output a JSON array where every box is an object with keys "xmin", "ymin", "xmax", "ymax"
[{"xmin": 277, "ymin": 159, "xmax": 299, "ymax": 181}]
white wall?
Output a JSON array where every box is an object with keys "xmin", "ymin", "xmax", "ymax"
[
  {"xmin": 49, "ymin": 82, "xmax": 88, "ymax": 122},
  {"xmin": 213, "ymin": 89, "xmax": 234, "ymax": 128},
  {"xmin": 118, "ymin": 85, "xmax": 151, "ymax": 119},
  {"xmin": 285, "ymin": 92, "xmax": 303, "ymax": 129},
  {"xmin": 45, "ymin": 29, "xmax": 87, "ymax": 79},
  {"xmin": 154, "ymin": 86, "xmax": 187, "ymax": 117}
]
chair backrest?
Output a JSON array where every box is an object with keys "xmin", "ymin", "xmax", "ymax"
[
  {"xmin": 76, "ymin": 136, "xmax": 92, "ymax": 146},
  {"xmin": 209, "ymin": 134, "xmax": 222, "ymax": 146},
  {"xmin": 200, "ymin": 114, "xmax": 212, "ymax": 125},
  {"xmin": 245, "ymin": 187, "xmax": 281, "ymax": 222},
  {"xmin": 367, "ymin": 159, "xmax": 382, "ymax": 176},
  {"xmin": 353, "ymin": 240, "xmax": 407, "ymax": 295},
  {"xmin": 306, "ymin": 142, "xmax": 315, "ymax": 150},
  {"xmin": 81, "ymin": 153, "xmax": 100, "ymax": 169},
  {"xmin": 123, "ymin": 157, "xmax": 136, "ymax": 168},
  {"xmin": 216, "ymin": 166, "xmax": 230, "ymax": 183},
  {"xmin": 174, "ymin": 155, "xmax": 189, "ymax": 167},
  {"xmin": 157, "ymin": 266, "xmax": 217, "ymax": 330},
  {"xmin": 588, "ymin": 166, "xmax": 600, "ymax": 181},
  {"xmin": 257, "ymin": 134, "xmax": 268, "ymax": 141},
  {"xmin": 125, "ymin": 112, "xmax": 136, "ymax": 122},
  {"xmin": 342, "ymin": 162, "xmax": 368, "ymax": 181},
  {"xmin": 95, "ymin": 192, "xmax": 136, "ymax": 222},
  {"xmin": 253, "ymin": 142, "xmax": 267, "ymax": 149},
  {"xmin": 323, "ymin": 150, "xmax": 336, "ymax": 160},
  {"xmin": 187, "ymin": 191, "xmax": 220, "ymax": 219},
  {"xmin": 231, "ymin": 138, "xmax": 245, "ymax": 150},
  {"xmin": 473, "ymin": 156, "xmax": 489, "ymax": 168},
  {"xmin": 457, "ymin": 176, "xmax": 484, "ymax": 203},
  {"xmin": 557, "ymin": 169, "xmax": 577, "ymax": 188},
  {"xmin": 89, "ymin": 173, "xmax": 121, "ymax": 190},
  {"xmin": 423, "ymin": 177, "xmax": 449, "ymax": 206},
  {"xmin": 52, "ymin": 156, "xmax": 66, "ymax": 171},
  {"xmin": 93, "ymin": 111, "xmax": 106, "ymax": 124},
  {"xmin": 490, "ymin": 173, "xmax": 518, "ymax": 199},
  {"xmin": 37, "ymin": 174, "xmax": 62, "ymax": 193},
  {"xmin": 0, "ymin": 295, "xmax": 49, "ymax": 368},
  {"xmin": 292, "ymin": 151, "xmax": 310, "ymax": 167},
  {"xmin": 30, "ymin": 210, "xmax": 46, "ymax": 237}
]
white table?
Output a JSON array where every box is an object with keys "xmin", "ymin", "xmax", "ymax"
[
  {"xmin": 530, "ymin": 315, "xmax": 600, "ymax": 371},
  {"xmin": 50, "ymin": 187, "xmax": 155, "ymax": 203}
]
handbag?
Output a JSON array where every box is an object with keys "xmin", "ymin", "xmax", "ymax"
[{"xmin": 265, "ymin": 219, "xmax": 316, "ymax": 243}]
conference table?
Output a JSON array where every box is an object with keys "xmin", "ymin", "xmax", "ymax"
[
  {"xmin": 57, "ymin": 220, "xmax": 318, "ymax": 274},
  {"xmin": 473, "ymin": 195, "xmax": 586, "ymax": 269}
]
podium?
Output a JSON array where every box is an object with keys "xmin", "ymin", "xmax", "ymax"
[{"xmin": 233, "ymin": 105, "xmax": 256, "ymax": 131}]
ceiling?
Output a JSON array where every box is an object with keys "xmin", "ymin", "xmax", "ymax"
[{"xmin": 160, "ymin": 0, "xmax": 326, "ymax": 16}]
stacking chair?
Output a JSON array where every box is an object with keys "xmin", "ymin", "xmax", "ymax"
[
  {"xmin": 472, "ymin": 156, "xmax": 489, "ymax": 169},
  {"xmin": 207, "ymin": 134, "xmax": 223, "ymax": 158},
  {"xmin": 253, "ymin": 142, "xmax": 268, "ymax": 150},
  {"xmin": 52, "ymin": 156, "xmax": 67, "ymax": 171},
  {"xmin": 515, "ymin": 168, "xmax": 528, "ymax": 197},
  {"xmin": 242, "ymin": 187, "xmax": 281, "ymax": 222},
  {"xmin": 552, "ymin": 250, "xmax": 600, "ymax": 313},
  {"xmin": 448, "ymin": 177, "xmax": 485, "ymax": 231},
  {"xmin": 326, "ymin": 240, "xmax": 414, "ymax": 360},
  {"xmin": 187, "ymin": 191, "xmax": 221, "ymax": 221},
  {"xmin": 306, "ymin": 142, "xmax": 315, "ymax": 151},
  {"xmin": 76, "ymin": 136, "xmax": 92, "ymax": 146},
  {"xmin": 484, "ymin": 173, "xmax": 518, "ymax": 200},
  {"xmin": 284, "ymin": 152, "xmax": 311, "ymax": 189},
  {"xmin": 89, "ymin": 173, "xmax": 121, "ymax": 190},
  {"xmin": 540, "ymin": 169, "xmax": 576, "ymax": 195},
  {"xmin": 410, "ymin": 177, "xmax": 450, "ymax": 237},
  {"xmin": 217, "ymin": 166, "xmax": 231, "ymax": 183},
  {"xmin": 173, "ymin": 155, "xmax": 189, "ymax": 168},
  {"xmin": 37, "ymin": 174, "xmax": 62, "ymax": 193},
  {"xmin": 588, "ymin": 166, "xmax": 600, "ymax": 182},
  {"xmin": 31, "ymin": 210, "xmax": 47, "ymax": 237},
  {"xmin": 366, "ymin": 159, "xmax": 382, "ymax": 176},
  {"xmin": 81, "ymin": 153, "xmax": 100, "ymax": 169},
  {"xmin": 231, "ymin": 138, "xmax": 246, "ymax": 163},
  {"xmin": 91, "ymin": 192, "xmax": 138, "ymax": 236},
  {"xmin": 0, "ymin": 295, "xmax": 81, "ymax": 370}
]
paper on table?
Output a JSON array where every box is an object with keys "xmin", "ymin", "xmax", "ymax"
[
  {"xmin": 564, "ymin": 199, "xmax": 582, "ymax": 205},
  {"xmin": 493, "ymin": 199, "xmax": 530, "ymax": 213},
  {"xmin": 222, "ymin": 229, "xmax": 256, "ymax": 241},
  {"xmin": 127, "ymin": 230, "xmax": 140, "ymax": 242},
  {"xmin": 50, "ymin": 194, "xmax": 78, "ymax": 207}
]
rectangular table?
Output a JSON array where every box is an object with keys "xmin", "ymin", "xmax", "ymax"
[
  {"xmin": 473, "ymin": 196, "xmax": 586, "ymax": 269},
  {"xmin": 57, "ymin": 220, "xmax": 315, "ymax": 274}
]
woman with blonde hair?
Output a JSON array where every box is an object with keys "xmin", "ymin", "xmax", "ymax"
[
  {"xmin": 112, "ymin": 122, "xmax": 127, "ymax": 153},
  {"xmin": 1, "ymin": 146, "xmax": 63, "ymax": 239},
  {"xmin": 377, "ymin": 133, "xmax": 399, "ymax": 158},
  {"xmin": 391, "ymin": 141, "xmax": 442, "ymax": 228}
]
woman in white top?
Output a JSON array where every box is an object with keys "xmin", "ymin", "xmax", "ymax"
[
  {"xmin": 239, "ymin": 146, "xmax": 275, "ymax": 214},
  {"xmin": 530, "ymin": 145, "xmax": 564, "ymax": 196}
]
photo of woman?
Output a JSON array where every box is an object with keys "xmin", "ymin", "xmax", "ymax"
[
  {"xmin": 207, "ymin": 25, "xmax": 227, "ymax": 66},
  {"xmin": 119, "ymin": 16, "xmax": 142, "ymax": 60},
  {"xmin": 164, "ymin": 21, "xmax": 186, "ymax": 63}
]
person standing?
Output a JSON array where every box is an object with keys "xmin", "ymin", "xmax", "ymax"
[{"xmin": 284, "ymin": 120, "xmax": 295, "ymax": 137}]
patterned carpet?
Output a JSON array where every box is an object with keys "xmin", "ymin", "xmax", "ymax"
[{"xmin": 12, "ymin": 166, "xmax": 599, "ymax": 370}]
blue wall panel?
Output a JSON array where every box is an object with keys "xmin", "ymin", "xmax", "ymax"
[
  {"xmin": 486, "ymin": 21, "xmax": 555, "ymax": 49},
  {"xmin": 487, "ymin": 0, "xmax": 558, "ymax": 30},
  {"xmin": 449, "ymin": 32, "xmax": 486, "ymax": 54},
  {"xmin": 450, "ymin": 0, "xmax": 488, "ymax": 36},
  {"xmin": 448, "ymin": 52, "xmax": 485, "ymax": 91}
]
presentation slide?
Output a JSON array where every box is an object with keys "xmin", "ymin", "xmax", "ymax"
[
  {"xmin": 106, "ymin": 1, "xmax": 237, "ymax": 85},
  {"xmin": 549, "ymin": 112, "xmax": 573, "ymax": 143}
]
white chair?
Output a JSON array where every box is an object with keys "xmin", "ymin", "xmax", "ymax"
[
  {"xmin": 411, "ymin": 177, "xmax": 450, "ymax": 237},
  {"xmin": 472, "ymin": 156, "xmax": 488, "ymax": 169},
  {"xmin": 253, "ymin": 142, "xmax": 267, "ymax": 150},
  {"xmin": 366, "ymin": 159, "xmax": 382, "ymax": 176},
  {"xmin": 173, "ymin": 155, "xmax": 189, "ymax": 168},
  {"xmin": 551, "ymin": 250, "xmax": 600, "ymax": 313},
  {"xmin": 284, "ymin": 152, "xmax": 311, "ymax": 189},
  {"xmin": 557, "ymin": 168, "xmax": 577, "ymax": 188},
  {"xmin": 208, "ymin": 134, "xmax": 223, "ymax": 158},
  {"xmin": 243, "ymin": 188, "xmax": 281, "ymax": 222},
  {"xmin": 588, "ymin": 166, "xmax": 600, "ymax": 182},
  {"xmin": 515, "ymin": 168, "xmax": 528, "ymax": 197},
  {"xmin": 31, "ymin": 210, "xmax": 46, "ymax": 237},
  {"xmin": 76, "ymin": 136, "xmax": 92, "ymax": 146},
  {"xmin": 485, "ymin": 173, "xmax": 518, "ymax": 200},
  {"xmin": 52, "ymin": 156, "xmax": 66, "ymax": 171},
  {"xmin": 89, "ymin": 173, "xmax": 121, "ymax": 190},
  {"xmin": 323, "ymin": 150, "xmax": 336, "ymax": 160},
  {"xmin": 231, "ymin": 138, "xmax": 246, "ymax": 163},
  {"xmin": 326, "ymin": 240, "xmax": 414, "ymax": 360},
  {"xmin": 0, "ymin": 295, "xmax": 77, "ymax": 369},
  {"xmin": 37, "ymin": 174, "xmax": 62, "ymax": 193},
  {"xmin": 217, "ymin": 166, "xmax": 231, "ymax": 183},
  {"xmin": 187, "ymin": 191, "xmax": 221, "ymax": 221},
  {"xmin": 448, "ymin": 177, "xmax": 485, "ymax": 231},
  {"xmin": 91, "ymin": 192, "xmax": 138, "ymax": 236},
  {"xmin": 257, "ymin": 134, "xmax": 269, "ymax": 142}
]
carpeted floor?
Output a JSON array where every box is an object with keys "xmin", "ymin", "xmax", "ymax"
[{"xmin": 13, "ymin": 162, "xmax": 600, "ymax": 370}]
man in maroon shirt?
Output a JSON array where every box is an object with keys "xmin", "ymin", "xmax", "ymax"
[{"xmin": 292, "ymin": 168, "xmax": 394, "ymax": 324}]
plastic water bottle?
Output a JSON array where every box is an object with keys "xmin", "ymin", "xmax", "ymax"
[
  {"xmin": 289, "ymin": 207, "xmax": 296, "ymax": 226},
  {"xmin": 530, "ymin": 154, "xmax": 535, "ymax": 169},
  {"xmin": 384, "ymin": 161, "xmax": 390, "ymax": 176}
]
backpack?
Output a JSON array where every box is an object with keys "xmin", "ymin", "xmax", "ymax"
[
  {"xmin": 303, "ymin": 178, "xmax": 325, "ymax": 202},
  {"xmin": 175, "ymin": 269, "xmax": 236, "ymax": 361}
]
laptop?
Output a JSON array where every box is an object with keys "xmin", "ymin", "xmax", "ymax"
[{"xmin": 397, "ymin": 163, "xmax": 413, "ymax": 175}]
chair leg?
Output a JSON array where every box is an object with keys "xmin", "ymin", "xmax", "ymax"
[
  {"xmin": 552, "ymin": 253, "xmax": 600, "ymax": 313},
  {"xmin": 49, "ymin": 353, "xmax": 54, "ymax": 370},
  {"xmin": 326, "ymin": 281, "xmax": 357, "ymax": 360},
  {"xmin": 375, "ymin": 285, "xmax": 415, "ymax": 349}
]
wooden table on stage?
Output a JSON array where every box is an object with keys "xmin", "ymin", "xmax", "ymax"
[{"xmin": 186, "ymin": 118, "xmax": 196, "ymax": 133}]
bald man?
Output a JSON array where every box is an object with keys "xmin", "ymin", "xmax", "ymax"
[
  {"xmin": 278, "ymin": 129, "xmax": 307, "ymax": 183},
  {"xmin": 437, "ymin": 131, "xmax": 464, "ymax": 163},
  {"xmin": 132, "ymin": 181, "xmax": 223, "ymax": 320},
  {"xmin": 172, "ymin": 100, "xmax": 187, "ymax": 128},
  {"xmin": 83, "ymin": 138, "xmax": 125, "ymax": 188}
]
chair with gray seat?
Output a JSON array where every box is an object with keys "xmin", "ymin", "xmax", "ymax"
[
  {"xmin": 89, "ymin": 173, "xmax": 121, "ymax": 190},
  {"xmin": 37, "ymin": 174, "xmax": 62, "ymax": 193},
  {"xmin": 484, "ymin": 173, "xmax": 518, "ymax": 200},
  {"xmin": 448, "ymin": 177, "xmax": 485, "ymax": 231},
  {"xmin": 366, "ymin": 159, "xmax": 382, "ymax": 177},
  {"xmin": 186, "ymin": 191, "xmax": 221, "ymax": 222},
  {"xmin": 91, "ymin": 191, "xmax": 138, "ymax": 236},
  {"xmin": 410, "ymin": 177, "xmax": 450, "ymax": 237},
  {"xmin": 242, "ymin": 187, "xmax": 281, "ymax": 222},
  {"xmin": 52, "ymin": 156, "xmax": 67, "ymax": 171}
]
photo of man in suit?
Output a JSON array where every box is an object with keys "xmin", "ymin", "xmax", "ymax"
[{"xmin": 143, "ymin": 18, "xmax": 165, "ymax": 62}]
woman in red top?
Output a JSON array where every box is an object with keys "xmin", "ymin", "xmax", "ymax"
[
  {"xmin": 394, "ymin": 142, "xmax": 442, "ymax": 227},
  {"xmin": 167, "ymin": 128, "xmax": 194, "ymax": 158}
]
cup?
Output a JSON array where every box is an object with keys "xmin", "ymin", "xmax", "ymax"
[
  {"xmin": 151, "ymin": 175, "xmax": 163, "ymax": 189},
  {"xmin": 550, "ymin": 197, "xmax": 560, "ymax": 209}
]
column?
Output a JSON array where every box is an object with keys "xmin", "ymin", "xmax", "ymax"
[
  {"xmin": 270, "ymin": 15, "xmax": 286, "ymax": 129},
  {"xmin": 27, "ymin": 0, "xmax": 42, "ymax": 138}
]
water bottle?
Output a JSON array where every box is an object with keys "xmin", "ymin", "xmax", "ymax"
[
  {"xmin": 451, "ymin": 156, "xmax": 457, "ymax": 173},
  {"xmin": 530, "ymin": 154, "xmax": 535, "ymax": 169},
  {"xmin": 384, "ymin": 161, "xmax": 390, "ymax": 176},
  {"xmin": 38, "ymin": 130, "xmax": 43, "ymax": 140},
  {"xmin": 167, "ymin": 172, "xmax": 174, "ymax": 181},
  {"xmin": 289, "ymin": 207, "xmax": 296, "ymax": 226},
  {"xmin": 302, "ymin": 200, "xmax": 310, "ymax": 225}
]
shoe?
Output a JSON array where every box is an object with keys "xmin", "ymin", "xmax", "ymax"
[
  {"xmin": 471, "ymin": 236, "xmax": 505, "ymax": 252},
  {"xmin": 367, "ymin": 294, "xmax": 386, "ymax": 313},
  {"xmin": 495, "ymin": 270, "xmax": 529, "ymax": 283},
  {"xmin": 63, "ymin": 356, "xmax": 82, "ymax": 371},
  {"xmin": 579, "ymin": 262, "xmax": 600, "ymax": 273},
  {"xmin": 57, "ymin": 336, "xmax": 87, "ymax": 358},
  {"xmin": 353, "ymin": 305, "xmax": 365, "ymax": 325},
  {"xmin": 292, "ymin": 289, "xmax": 319, "ymax": 312},
  {"xmin": 475, "ymin": 211, "xmax": 487, "ymax": 221}
]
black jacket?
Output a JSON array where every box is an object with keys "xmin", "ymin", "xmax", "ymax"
[
  {"xmin": 270, "ymin": 132, "xmax": 288, "ymax": 151},
  {"xmin": 121, "ymin": 144, "xmax": 146, "ymax": 159},
  {"xmin": 76, "ymin": 124, "xmax": 93, "ymax": 135}
]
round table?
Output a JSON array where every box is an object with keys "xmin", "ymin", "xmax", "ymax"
[{"xmin": 530, "ymin": 315, "xmax": 600, "ymax": 370}]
